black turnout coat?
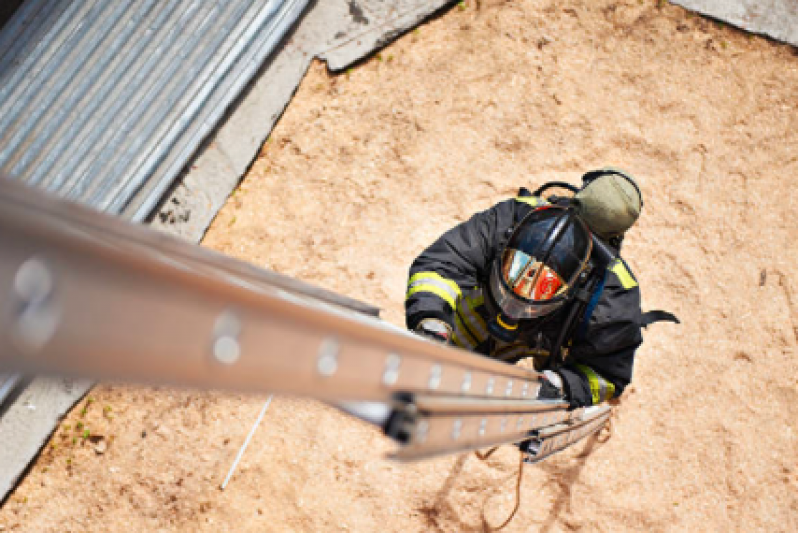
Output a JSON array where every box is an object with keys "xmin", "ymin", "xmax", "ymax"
[{"xmin": 405, "ymin": 196, "xmax": 643, "ymax": 408}]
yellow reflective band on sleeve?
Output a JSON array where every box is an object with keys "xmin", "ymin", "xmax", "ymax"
[
  {"xmin": 574, "ymin": 364, "xmax": 615, "ymax": 405},
  {"xmin": 408, "ymin": 272, "xmax": 462, "ymax": 296},
  {"xmin": 407, "ymin": 284, "xmax": 457, "ymax": 310},
  {"xmin": 406, "ymin": 271, "xmax": 462, "ymax": 310},
  {"xmin": 609, "ymin": 259, "xmax": 638, "ymax": 290},
  {"xmin": 514, "ymin": 196, "xmax": 547, "ymax": 208}
]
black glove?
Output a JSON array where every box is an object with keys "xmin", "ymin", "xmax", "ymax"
[
  {"xmin": 537, "ymin": 370, "xmax": 566, "ymax": 401},
  {"xmin": 515, "ymin": 439, "xmax": 533, "ymax": 453},
  {"xmin": 414, "ymin": 318, "xmax": 453, "ymax": 344}
]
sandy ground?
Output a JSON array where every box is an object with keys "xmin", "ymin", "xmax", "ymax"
[{"xmin": 2, "ymin": 0, "xmax": 797, "ymax": 531}]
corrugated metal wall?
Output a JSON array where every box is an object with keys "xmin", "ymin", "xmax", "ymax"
[
  {"xmin": 0, "ymin": 0, "xmax": 308, "ymax": 221},
  {"xmin": 0, "ymin": 0, "xmax": 308, "ymax": 501}
]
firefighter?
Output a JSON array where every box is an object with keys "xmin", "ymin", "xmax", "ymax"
[{"xmin": 405, "ymin": 169, "xmax": 645, "ymax": 408}]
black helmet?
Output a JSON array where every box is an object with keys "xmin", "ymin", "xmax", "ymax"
[{"xmin": 486, "ymin": 206, "xmax": 592, "ymax": 340}]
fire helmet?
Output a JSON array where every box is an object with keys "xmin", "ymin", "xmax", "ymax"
[{"xmin": 486, "ymin": 205, "xmax": 592, "ymax": 340}]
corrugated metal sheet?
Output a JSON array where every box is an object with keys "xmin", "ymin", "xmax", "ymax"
[
  {"xmin": 0, "ymin": 0, "xmax": 309, "ymax": 221},
  {"xmin": 0, "ymin": 0, "xmax": 309, "ymax": 503}
]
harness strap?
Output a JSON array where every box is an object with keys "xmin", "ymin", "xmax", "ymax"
[
  {"xmin": 576, "ymin": 271, "xmax": 607, "ymax": 341},
  {"xmin": 641, "ymin": 310, "xmax": 680, "ymax": 328}
]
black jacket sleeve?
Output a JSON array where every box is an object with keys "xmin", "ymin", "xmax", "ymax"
[
  {"xmin": 405, "ymin": 199, "xmax": 518, "ymax": 330},
  {"xmin": 559, "ymin": 260, "xmax": 643, "ymax": 408}
]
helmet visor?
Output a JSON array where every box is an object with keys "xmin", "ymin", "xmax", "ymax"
[
  {"xmin": 501, "ymin": 250, "xmax": 567, "ymax": 300},
  {"xmin": 489, "ymin": 259, "xmax": 565, "ymax": 320}
]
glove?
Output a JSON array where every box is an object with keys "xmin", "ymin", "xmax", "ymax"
[
  {"xmin": 537, "ymin": 370, "xmax": 566, "ymax": 401},
  {"xmin": 414, "ymin": 318, "xmax": 453, "ymax": 344}
]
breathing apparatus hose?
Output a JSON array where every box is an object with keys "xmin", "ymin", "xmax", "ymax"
[{"xmin": 549, "ymin": 234, "xmax": 616, "ymax": 369}]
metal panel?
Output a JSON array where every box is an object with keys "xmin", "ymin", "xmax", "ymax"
[
  {"xmin": 0, "ymin": 0, "xmax": 309, "ymax": 221},
  {"xmin": 670, "ymin": 0, "xmax": 798, "ymax": 47}
]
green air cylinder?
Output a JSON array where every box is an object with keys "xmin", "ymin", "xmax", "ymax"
[{"xmin": 574, "ymin": 168, "xmax": 642, "ymax": 239}]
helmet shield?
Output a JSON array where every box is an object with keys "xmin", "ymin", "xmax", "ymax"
[{"xmin": 488, "ymin": 207, "xmax": 591, "ymax": 320}]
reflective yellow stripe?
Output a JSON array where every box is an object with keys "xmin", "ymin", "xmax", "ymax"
[
  {"xmin": 462, "ymin": 294, "xmax": 488, "ymax": 340},
  {"xmin": 496, "ymin": 314, "xmax": 517, "ymax": 330},
  {"xmin": 406, "ymin": 284, "xmax": 457, "ymax": 310},
  {"xmin": 574, "ymin": 364, "xmax": 615, "ymax": 404},
  {"xmin": 609, "ymin": 259, "xmax": 638, "ymax": 290},
  {"xmin": 514, "ymin": 196, "xmax": 547, "ymax": 208},
  {"xmin": 408, "ymin": 272, "xmax": 462, "ymax": 296},
  {"xmin": 453, "ymin": 313, "xmax": 477, "ymax": 348}
]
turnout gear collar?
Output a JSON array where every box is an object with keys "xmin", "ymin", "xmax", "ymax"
[{"xmin": 487, "ymin": 206, "xmax": 592, "ymax": 328}]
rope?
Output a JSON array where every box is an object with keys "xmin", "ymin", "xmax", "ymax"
[
  {"xmin": 474, "ymin": 446, "xmax": 499, "ymax": 460},
  {"xmin": 474, "ymin": 448, "xmax": 526, "ymax": 530},
  {"xmin": 473, "ymin": 416, "xmax": 613, "ymax": 529}
]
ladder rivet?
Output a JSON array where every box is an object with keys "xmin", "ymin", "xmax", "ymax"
[
  {"xmin": 461, "ymin": 371, "xmax": 472, "ymax": 393},
  {"xmin": 428, "ymin": 364, "xmax": 442, "ymax": 390},
  {"xmin": 317, "ymin": 338, "xmax": 339, "ymax": 377},
  {"xmin": 452, "ymin": 419, "xmax": 462, "ymax": 440},
  {"xmin": 417, "ymin": 421, "xmax": 429, "ymax": 444},
  {"xmin": 213, "ymin": 336, "xmax": 240, "ymax": 365},
  {"xmin": 212, "ymin": 311, "xmax": 242, "ymax": 365},
  {"xmin": 383, "ymin": 353, "xmax": 401, "ymax": 386},
  {"xmin": 11, "ymin": 257, "xmax": 59, "ymax": 353}
]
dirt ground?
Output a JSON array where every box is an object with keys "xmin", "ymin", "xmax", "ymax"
[{"xmin": 2, "ymin": 0, "xmax": 797, "ymax": 531}]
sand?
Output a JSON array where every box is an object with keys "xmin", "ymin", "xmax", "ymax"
[{"xmin": 1, "ymin": 1, "xmax": 797, "ymax": 531}]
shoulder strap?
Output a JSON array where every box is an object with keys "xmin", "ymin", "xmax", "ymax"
[
  {"xmin": 641, "ymin": 310, "xmax": 680, "ymax": 328},
  {"xmin": 575, "ymin": 271, "xmax": 608, "ymax": 341}
]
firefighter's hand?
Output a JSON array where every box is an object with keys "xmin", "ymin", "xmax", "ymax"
[
  {"xmin": 537, "ymin": 370, "xmax": 566, "ymax": 401},
  {"xmin": 414, "ymin": 318, "xmax": 453, "ymax": 345},
  {"xmin": 515, "ymin": 439, "xmax": 533, "ymax": 453}
]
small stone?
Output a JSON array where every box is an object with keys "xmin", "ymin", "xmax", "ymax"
[{"xmin": 94, "ymin": 439, "xmax": 107, "ymax": 455}]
